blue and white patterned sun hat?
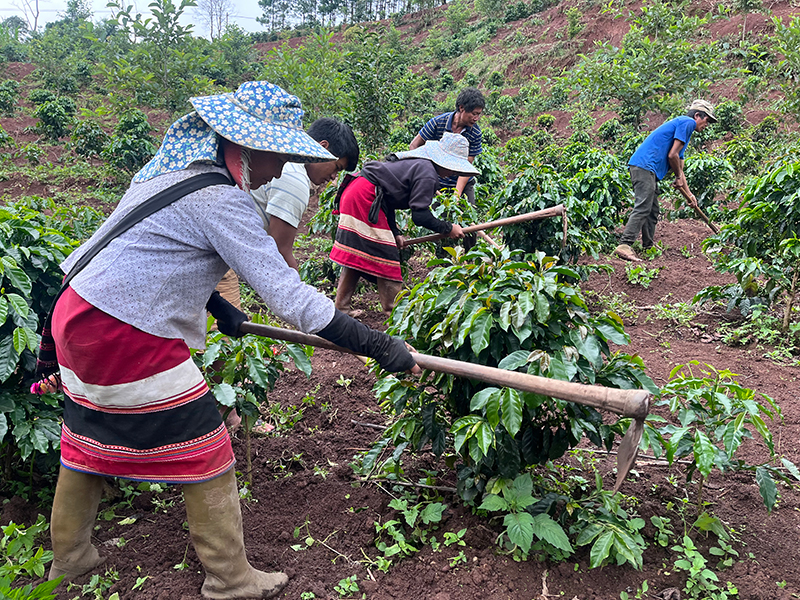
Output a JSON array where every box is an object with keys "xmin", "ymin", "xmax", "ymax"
[
  {"xmin": 133, "ymin": 81, "xmax": 335, "ymax": 183},
  {"xmin": 391, "ymin": 132, "xmax": 479, "ymax": 175}
]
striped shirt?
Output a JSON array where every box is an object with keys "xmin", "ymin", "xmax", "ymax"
[
  {"xmin": 418, "ymin": 112, "xmax": 482, "ymax": 187},
  {"xmin": 251, "ymin": 162, "xmax": 311, "ymax": 229}
]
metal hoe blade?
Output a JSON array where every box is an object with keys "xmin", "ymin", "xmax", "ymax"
[{"xmin": 614, "ymin": 417, "xmax": 645, "ymax": 493}]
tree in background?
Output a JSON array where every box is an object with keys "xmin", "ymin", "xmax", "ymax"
[{"xmin": 194, "ymin": 0, "xmax": 234, "ymax": 39}]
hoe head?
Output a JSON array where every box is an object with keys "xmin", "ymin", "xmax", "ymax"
[{"xmin": 614, "ymin": 417, "xmax": 645, "ymax": 493}]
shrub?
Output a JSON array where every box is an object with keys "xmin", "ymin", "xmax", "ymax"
[
  {"xmin": 438, "ymin": 68, "xmax": 454, "ymax": 91},
  {"xmin": 481, "ymin": 125, "xmax": 499, "ymax": 146},
  {"xmin": 0, "ymin": 80, "xmax": 18, "ymax": 116},
  {"xmin": 699, "ymin": 159, "xmax": 800, "ymax": 331},
  {"xmin": 682, "ymin": 152, "xmax": 735, "ymax": 220},
  {"xmin": 496, "ymin": 148, "xmax": 631, "ymax": 261},
  {"xmin": 643, "ymin": 362, "xmax": 794, "ymax": 511},
  {"xmin": 537, "ymin": 113, "xmax": 556, "ymax": 129},
  {"xmin": 101, "ymin": 109, "xmax": 158, "ymax": 174},
  {"xmin": 487, "ymin": 70, "xmax": 505, "ymax": 89},
  {"xmin": 489, "ymin": 94, "xmax": 517, "ymax": 129},
  {"xmin": 502, "ymin": 136, "xmax": 537, "ymax": 172},
  {"xmin": 27, "ymin": 88, "xmax": 56, "ymax": 107},
  {"xmin": 0, "ymin": 125, "xmax": 14, "ymax": 150},
  {"xmin": 713, "ymin": 100, "xmax": 744, "ymax": 136},
  {"xmin": 379, "ymin": 246, "xmax": 655, "ymax": 503},
  {"xmin": 71, "ymin": 120, "xmax": 111, "ymax": 159},
  {"xmin": 504, "ymin": 1, "xmax": 533, "ymax": 22},
  {"xmin": 723, "ymin": 133, "xmax": 764, "ymax": 174},
  {"xmin": 752, "ymin": 115, "xmax": 778, "ymax": 143},
  {"xmin": 33, "ymin": 98, "xmax": 76, "ymax": 140},
  {"xmin": 597, "ymin": 118, "xmax": 624, "ymax": 142},
  {"xmin": 0, "ymin": 198, "xmax": 102, "ymax": 484}
]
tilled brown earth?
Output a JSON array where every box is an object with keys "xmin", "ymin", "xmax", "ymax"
[{"xmin": 3, "ymin": 218, "xmax": 799, "ymax": 600}]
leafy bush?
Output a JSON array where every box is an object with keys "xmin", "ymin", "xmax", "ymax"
[
  {"xmin": 597, "ymin": 118, "xmax": 624, "ymax": 142},
  {"xmin": 379, "ymin": 247, "xmax": 655, "ymax": 503},
  {"xmin": 713, "ymin": 100, "xmax": 744, "ymax": 135},
  {"xmin": 33, "ymin": 98, "xmax": 76, "ymax": 140},
  {"xmin": 0, "ymin": 124, "xmax": 14, "ymax": 150},
  {"xmin": 101, "ymin": 109, "xmax": 157, "ymax": 174},
  {"xmin": 488, "ymin": 94, "xmax": 517, "ymax": 129},
  {"xmin": 27, "ymin": 89, "xmax": 56, "ymax": 107},
  {"xmin": 0, "ymin": 80, "xmax": 18, "ymax": 116},
  {"xmin": 496, "ymin": 148, "xmax": 631, "ymax": 261},
  {"xmin": 487, "ymin": 70, "xmax": 505, "ymax": 89},
  {"xmin": 438, "ymin": 68, "xmax": 454, "ymax": 91},
  {"xmin": 699, "ymin": 160, "xmax": 800, "ymax": 331},
  {"xmin": 682, "ymin": 152, "xmax": 735, "ymax": 221},
  {"xmin": 0, "ymin": 199, "xmax": 99, "ymax": 483},
  {"xmin": 71, "ymin": 120, "xmax": 111, "ymax": 159},
  {"xmin": 501, "ymin": 136, "xmax": 537, "ymax": 173},
  {"xmin": 642, "ymin": 362, "xmax": 796, "ymax": 511},
  {"xmin": 537, "ymin": 113, "xmax": 555, "ymax": 129}
]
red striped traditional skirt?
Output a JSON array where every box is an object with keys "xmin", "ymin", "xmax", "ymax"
[
  {"xmin": 51, "ymin": 286, "xmax": 235, "ymax": 483},
  {"xmin": 329, "ymin": 176, "xmax": 403, "ymax": 282}
]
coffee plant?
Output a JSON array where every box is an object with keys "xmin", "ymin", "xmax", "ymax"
[
  {"xmin": 377, "ymin": 246, "xmax": 656, "ymax": 503},
  {"xmin": 101, "ymin": 108, "xmax": 158, "ymax": 174},
  {"xmin": 699, "ymin": 159, "xmax": 800, "ymax": 331},
  {"xmin": 0, "ymin": 199, "xmax": 102, "ymax": 487},
  {"xmin": 33, "ymin": 97, "xmax": 76, "ymax": 140},
  {"xmin": 642, "ymin": 362, "xmax": 797, "ymax": 511},
  {"xmin": 495, "ymin": 148, "xmax": 631, "ymax": 262}
]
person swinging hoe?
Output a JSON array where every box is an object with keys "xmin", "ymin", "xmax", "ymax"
[
  {"xmin": 330, "ymin": 132, "xmax": 478, "ymax": 316},
  {"xmin": 614, "ymin": 99, "xmax": 717, "ymax": 262}
]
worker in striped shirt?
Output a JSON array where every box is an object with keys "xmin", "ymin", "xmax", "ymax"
[{"xmin": 409, "ymin": 87, "xmax": 484, "ymax": 204}]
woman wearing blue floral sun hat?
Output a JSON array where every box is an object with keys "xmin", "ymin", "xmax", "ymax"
[{"xmin": 38, "ymin": 81, "xmax": 418, "ymax": 599}]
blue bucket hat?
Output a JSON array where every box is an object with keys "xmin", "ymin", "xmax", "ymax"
[
  {"xmin": 134, "ymin": 81, "xmax": 335, "ymax": 183},
  {"xmin": 391, "ymin": 132, "xmax": 479, "ymax": 176}
]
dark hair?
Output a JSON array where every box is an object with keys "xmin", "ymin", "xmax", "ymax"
[
  {"xmin": 687, "ymin": 109, "xmax": 708, "ymax": 120},
  {"xmin": 307, "ymin": 118, "xmax": 360, "ymax": 171},
  {"xmin": 455, "ymin": 87, "xmax": 485, "ymax": 113}
]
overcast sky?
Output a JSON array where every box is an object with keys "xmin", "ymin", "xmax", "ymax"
[{"xmin": 0, "ymin": 0, "xmax": 266, "ymax": 36}]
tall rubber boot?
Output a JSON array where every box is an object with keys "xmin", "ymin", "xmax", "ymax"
[
  {"xmin": 184, "ymin": 469, "xmax": 288, "ymax": 599},
  {"xmin": 48, "ymin": 466, "xmax": 105, "ymax": 580}
]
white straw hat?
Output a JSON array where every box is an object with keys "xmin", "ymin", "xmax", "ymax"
[{"xmin": 392, "ymin": 132, "xmax": 479, "ymax": 175}]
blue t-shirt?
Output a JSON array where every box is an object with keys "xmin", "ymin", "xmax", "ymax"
[
  {"xmin": 628, "ymin": 116, "xmax": 696, "ymax": 181},
  {"xmin": 418, "ymin": 112, "xmax": 482, "ymax": 187}
]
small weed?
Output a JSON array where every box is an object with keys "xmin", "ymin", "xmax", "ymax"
[
  {"xmin": 448, "ymin": 550, "xmax": 467, "ymax": 566},
  {"xmin": 643, "ymin": 241, "xmax": 667, "ymax": 259},
  {"xmin": 334, "ymin": 574, "xmax": 359, "ymax": 597},
  {"xmin": 625, "ymin": 263, "xmax": 661, "ymax": 288},
  {"xmin": 132, "ymin": 575, "xmax": 151, "ymax": 591},
  {"xmin": 444, "ymin": 528, "xmax": 467, "ymax": 547},
  {"xmin": 336, "ymin": 375, "xmax": 353, "ymax": 390},
  {"xmin": 620, "ymin": 580, "xmax": 649, "ymax": 599},
  {"xmin": 647, "ymin": 301, "xmax": 698, "ymax": 326},
  {"xmin": 301, "ymin": 593, "xmax": 317, "ymax": 600},
  {"xmin": 672, "ymin": 536, "xmax": 739, "ymax": 599},
  {"xmin": 681, "ymin": 244, "xmax": 693, "ymax": 258},
  {"xmin": 583, "ymin": 290, "xmax": 638, "ymax": 321},
  {"xmin": 173, "ymin": 545, "xmax": 190, "ymax": 570}
]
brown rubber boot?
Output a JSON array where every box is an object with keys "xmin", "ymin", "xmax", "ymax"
[
  {"xmin": 183, "ymin": 469, "xmax": 288, "ymax": 600},
  {"xmin": 48, "ymin": 466, "xmax": 105, "ymax": 580}
]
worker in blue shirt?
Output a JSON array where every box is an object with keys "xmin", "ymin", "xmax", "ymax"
[{"xmin": 614, "ymin": 99, "xmax": 717, "ymax": 262}]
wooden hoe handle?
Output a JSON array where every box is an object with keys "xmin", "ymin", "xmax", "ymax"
[
  {"xmin": 238, "ymin": 321, "xmax": 650, "ymax": 420},
  {"xmin": 402, "ymin": 204, "xmax": 567, "ymax": 248}
]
